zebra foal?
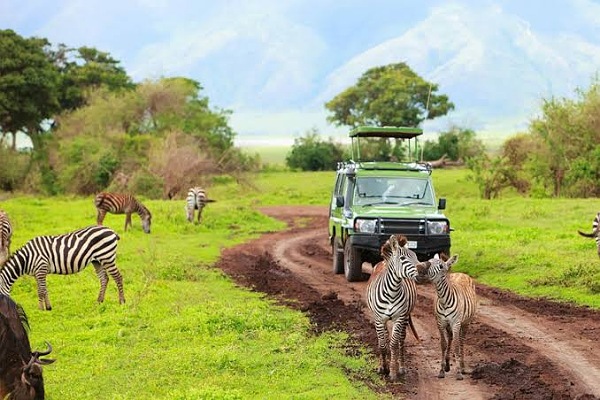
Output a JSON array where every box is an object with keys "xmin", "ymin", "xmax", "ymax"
[
  {"xmin": 0, "ymin": 210, "xmax": 12, "ymax": 266},
  {"xmin": 94, "ymin": 192, "xmax": 152, "ymax": 233},
  {"xmin": 417, "ymin": 254, "xmax": 477, "ymax": 380},
  {"xmin": 185, "ymin": 187, "xmax": 216, "ymax": 224},
  {"xmin": 365, "ymin": 234, "xmax": 419, "ymax": 382},
  {"xmin": 0, "ymin": 225, "xmax": 125, "ymax": 310},
  {"xmin": 578, "ymin": 212, "xmax": 600, "ymax": 258}
]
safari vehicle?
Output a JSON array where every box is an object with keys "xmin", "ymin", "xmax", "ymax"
[{"xmin": 328, "ymin": 126, "xmax": 451, "ymax": 282}]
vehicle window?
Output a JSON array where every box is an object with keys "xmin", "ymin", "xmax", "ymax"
[{"xmin": 354, "ymin": 177, "xmax": 434, "ymax": 206}]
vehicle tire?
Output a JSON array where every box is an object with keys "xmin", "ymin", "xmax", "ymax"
[
  {"xmin": 344, "ymin": 239, "xmax": 363, "ymax": 282},
  {"xmin": 332, "ymin": 237, "xmax": 344, "ymax": 274}
]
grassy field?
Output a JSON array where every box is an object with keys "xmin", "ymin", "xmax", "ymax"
[{"xmin": 1, "ymin": 168, "xmax": 600, "ymax": 399}]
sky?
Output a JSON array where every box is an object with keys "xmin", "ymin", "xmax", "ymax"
[{"xmin": 2, "ymin": 0, "xmax": 600, "ymax": 146}]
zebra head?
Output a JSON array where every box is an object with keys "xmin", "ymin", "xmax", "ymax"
[
  {"xmin": 417, "ymin": 253, "xmax": 459, "ymax": 283},
  {"xmin": 386, "ymin": 235, "xmax": 419, "ymax": 281}
]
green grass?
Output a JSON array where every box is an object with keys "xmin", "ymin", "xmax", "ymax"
[
  {"xmin": 2, "ymin": 167, "xmax": 600, "ymax": 399},
  {"xmin": 1, "ymin": 194, "xmax": 384, "ymax": 400}
]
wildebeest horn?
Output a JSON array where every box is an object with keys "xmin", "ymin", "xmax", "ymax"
[{"xmin": 35, "ymin": 341, "xmax": 53, "ymax": 357}]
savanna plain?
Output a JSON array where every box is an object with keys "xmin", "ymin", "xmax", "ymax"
[{"xmin": 1, "ymin": 167, "xmax": 599, "ymax": 399}]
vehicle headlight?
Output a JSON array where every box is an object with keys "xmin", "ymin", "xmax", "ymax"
[
  {"xmin": 427, "ymin": 220, "xmax": 448, "ymax": 235},
  {"xmin": 354, "ymin": 219, "xmax": 377, "ymax": 233}
]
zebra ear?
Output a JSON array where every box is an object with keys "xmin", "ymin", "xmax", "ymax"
[{"xmin": 446, "ymin": 254, "xmax": 459, "ymax": 270}]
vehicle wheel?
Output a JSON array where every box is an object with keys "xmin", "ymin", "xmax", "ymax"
[
  {"xmin": 332, "ymin": 237, "xmax": 344, "ymax": 274},
  {"xmin": 344, "ymin": 239, "xmax": 363, "ymax": 282}
]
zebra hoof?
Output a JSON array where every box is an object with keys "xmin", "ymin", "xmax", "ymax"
[
  {"xmin": 456, "ymin": 373, "xmax": 464, "ymax": 381},
  {"xmin": 438, "ymin": 371, "xmax": 445, "ymax": 379}
]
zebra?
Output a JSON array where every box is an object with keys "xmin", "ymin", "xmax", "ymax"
[
  {"xmin": 0, "ymin": 210, "xmax": 12, "ymax": 266},
  {"xmin": 365, "ymin": 234, "xmax": 419, "ymax": 382},
  {"xmin": 94, "ymin": 192, "xmax": 152, "ymax": 234},
  {"xmin": 0, "ymin": 225, "xmax": 125, "ymax": 311},
  {"xmin": 578, "ymin": 212, "xmax": 600, "ymax": 258},
  {"xmin": 185, "ymin": 187, "xmax": 216, "ymax": 224},
  {"xmin": 416, "ymin": 253, "xmax": 477, "ymax": 380}
]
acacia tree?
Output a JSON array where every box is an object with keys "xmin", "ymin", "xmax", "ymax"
[{"xmin": 325, "ymin": 62, "xmax": 454, "ymax": 128}]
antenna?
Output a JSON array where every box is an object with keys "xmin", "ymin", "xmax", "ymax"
[{"xmin": 425, "ymin": 83, "xmax": 432, "ymax": 117}]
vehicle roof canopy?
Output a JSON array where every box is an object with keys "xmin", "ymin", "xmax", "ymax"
[
  {"xmin": 349, "ymin": 125, "xmax": 423, "ymax": 162},
  {"xmin": 349, "ymin": 126, "xmax": 423, "ymax": 139}
]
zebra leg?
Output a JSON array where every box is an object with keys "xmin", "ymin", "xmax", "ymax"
[
  {"xmin": 125, "ymin": 213, "xmax": 132, "ymax": 231},
  {"xmin": 93, "ymin": 261, "xmax": 109, "ymax": 303},
  {"xmin": 97, "ymin": 209, "xmax": 107, "ymax": 225},
  {"xmin": 106, "ymin": 265, "xmax": 125, "ymax": 304},
  {"xmin": 437, "ymin": 325, "xmax": 449, "ymax": 378},
  {"xmin": 456, "ymin": 324, "xmax": 469, "ymax": 380},
  {"xmin": 374, "ymin": 320, "xmax": 389, "ymax": 375},
  {"xmin": 186, "ymin": 206, "xmax": 194, "ymax": 223},
  {"xmin": 389, "ymin": 319, "xmax": 408, "ymax": 381},
  {"xmin": 35, "ymin": 272, "xmax": 51, "ymax": 311}
]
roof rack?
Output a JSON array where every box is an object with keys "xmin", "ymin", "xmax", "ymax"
[
  {"xmin": 349, "ymin": 125, "xmax": 423, "ymax": 162},
  {"xmin": 349, "ymin": 126, "xmax": 423, "ymax": 139}
]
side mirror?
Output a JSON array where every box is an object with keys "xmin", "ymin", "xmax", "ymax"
[
  {"xmin": 438, "ymin": 198, "xmax": 446, "ymax": 210},
  {"xmin": 335, "ymin": 196, "xmax": 344, "ymax": 207}
]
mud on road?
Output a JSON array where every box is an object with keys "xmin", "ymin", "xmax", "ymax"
[{"xmin": 216, "ymin": 206, "xmax": 600, "ymax": 399}]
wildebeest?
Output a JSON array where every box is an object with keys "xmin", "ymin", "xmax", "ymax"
[{"xmin": 0, "ymin": 294, "xmax": 54, "ymax": 399}]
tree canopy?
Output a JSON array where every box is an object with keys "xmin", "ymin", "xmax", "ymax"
[
  {"xmin": 325, "ymin": 62, "xmax": 455, "ymax": 128},
  {"xmin": 0, "ymin": 29, "xmax": 60, "ymax": 148}
]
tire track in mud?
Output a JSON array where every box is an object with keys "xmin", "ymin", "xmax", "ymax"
[
  {"xmin": 221, "ymin": 206, "xmax": 600, "ymax": 399},
  {"xmin": 264, "ymin": 208, "xmax": 600, "ymax": 398},
  {"xmin": 273, "ymin": 229, "xmax": 490, "ymax": 400}
]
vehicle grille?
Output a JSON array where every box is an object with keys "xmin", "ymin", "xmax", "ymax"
[{"xmin": 377, "ymin": 218, "xmax": 424, "ymax": 235}]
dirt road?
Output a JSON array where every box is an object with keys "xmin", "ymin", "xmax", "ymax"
[{"xmin": 216, "ymin": 205, "xmax": 600, "ymax": 399}]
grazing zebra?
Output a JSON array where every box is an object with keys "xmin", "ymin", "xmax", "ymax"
[
  {"xmin": 365, "ymin": 234, "xmax": 419, "ymax": 382},
  {"xmin": 578, "ymin": 212, "xmax": 600, "ymax": 258},
  {"xmin": 417, "ymin": 254, "xmax": 477, "ymax": 380},
  {"xmin": 0, "ymin": 210, "xmax": 12, "ymax": 266},
  {"xmin": 0, "ymin": 225, "xmax": 125, "ymax": 311},
  {"xmin": 185, "ymin": 187, "xmax": 216, "ymax": 224},
  {"xmin": 94, "ymin": 192, "xmax": 152, "ymax": 234},
  {"xmin": 1, "ymin": 294, "xmax": 54, "ymax": 400}
]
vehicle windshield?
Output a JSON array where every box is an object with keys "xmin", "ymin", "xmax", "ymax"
[{"xmin": 354, "ymin": 176, "xmax": 434, "ymax": 206}]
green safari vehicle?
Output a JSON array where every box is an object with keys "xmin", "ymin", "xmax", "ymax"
[{"xmin": 328, "ymin": 126, "xmax": 451, "ymax": 282}]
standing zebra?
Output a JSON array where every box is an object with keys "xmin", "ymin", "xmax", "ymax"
[
  {"xmin": 417, "ymin": 254, "xmax": 477, "ymax": 380},
  {"xmin": 365, "ymin": 234, "xmax": 419, "ymax": 382},
  {"xmin": 186, "ymin": 187, "xmax": 216, "ymax": 224},
  {"xmin": 0, "ymin": 210, "xmax": 12, "ymax": 266},
  {"xmin": 94, "ymin": 192, "xmax": 152, "ymax": 234},
  {"xmin": 578, "ymin": 212, "xmax": 600, "ymax": 258},
  {"xmin": 0, "ymin": 225, "xmax": 125, "ymax": 310}
]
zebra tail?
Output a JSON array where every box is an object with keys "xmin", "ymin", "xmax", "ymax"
[
  {"xmin": 408, "ymin": 314, "xmax": 420, "ymax": 342},
  {"xmin": 578, "ymin": 230, "xmax": 597, "ymax": 238}
]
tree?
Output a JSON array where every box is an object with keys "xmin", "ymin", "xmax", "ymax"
[
  {"xmin": 325, "ymin": 62, "xmax": 454, "ymax": 128},
  {"xmin": 0, "ymin": 29, "xmax": 60, "ymax": 149},
  {"xmin": 286, "ymin": 129, "xmax": 345, "ymax": 171},
  {"xmin": 48, "ymin": 44, "xmax": 134, "ymax": 111},
  {"xmin": 422, "ymin": 126, "xmax": 485, "ymax": 162}
]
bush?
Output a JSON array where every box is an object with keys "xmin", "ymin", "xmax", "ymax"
[
  {"xmin": 286, "ymin": 130, "xmax": 345, "ymax": 171},
  {"xmin": 0, "ymin": 147, "xmax": 30, "ymax": 192}
]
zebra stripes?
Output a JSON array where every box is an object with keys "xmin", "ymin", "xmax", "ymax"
[
  {"xmin": 417, "ymin": 254, "xmax": 477, "ymax": 380},
  {"xmin": 0, "ymin": 225, "xmax": 125, "ymax": 310},
  {"xmin": 0, "ymin": 210, "xmax": 12, "ymax": 266},
  {"xmin": 578, "ymin": 212, "xmax": 600, "ymax": 258},
  {"xmin": 186, "ymin": 187, "xmax": 216, "ymax": 224},
  {"xmin": 95, "ymin": 192, "xmax": 152, "ymax": 233},
  {"xmin": 365, "ymin": 234, "xmax": 419, "ymax": 381}
]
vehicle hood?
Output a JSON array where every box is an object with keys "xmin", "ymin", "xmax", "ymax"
[{"xmin": 352, "ymin": 204, "xmax": 444, "ymax": 219}]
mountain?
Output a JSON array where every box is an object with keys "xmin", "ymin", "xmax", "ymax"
[{"xmin": 313, "ymin": 2, "xmax": 600, "ymax": 141}]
